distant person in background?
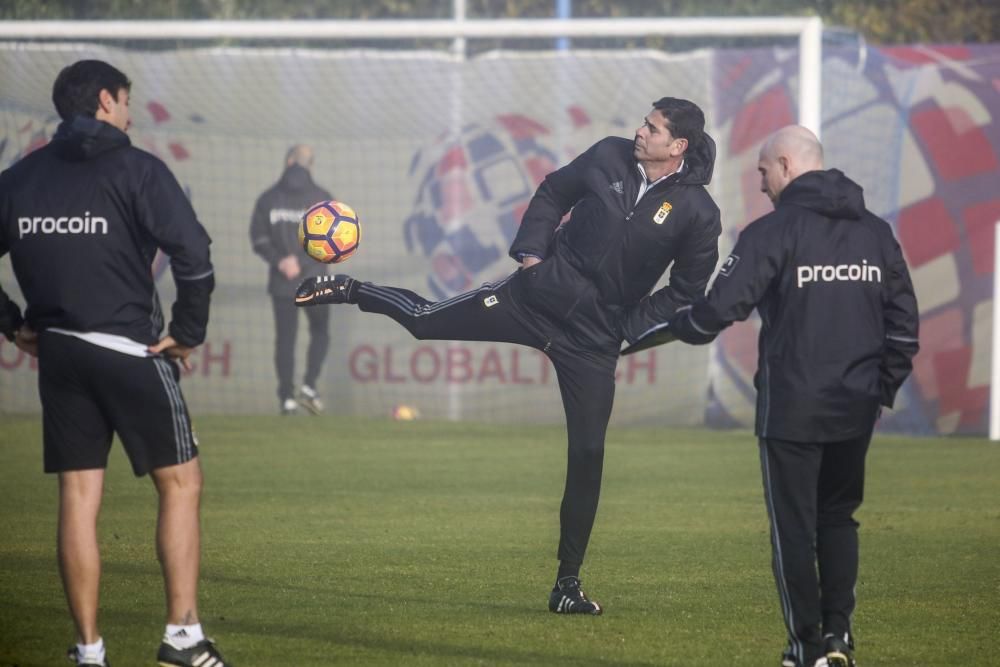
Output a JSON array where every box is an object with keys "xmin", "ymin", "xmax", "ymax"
[
  {"xmin": 250, "ymin": 145, "xmax": 333, "ymax": 415},
  {"xmin": 0, "ymin": 59, "xmax": 229, "ymax": 667},
  {"xmin": 668, "ymin": 125, "xmax": 919, "ymax": 667}
]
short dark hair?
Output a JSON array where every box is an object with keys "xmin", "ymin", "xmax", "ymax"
[
  {"xmin": 52, "ymin": 60, "xmax": 131, "ymax": 121},
  {"xmin": 651, "ymin": 97, "xmax": 705, "ymax": 150}
]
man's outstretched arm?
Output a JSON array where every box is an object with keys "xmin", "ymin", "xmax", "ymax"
[{"xmin": 669, "ymin": 221, "xmax": 781, "ymax": 345}]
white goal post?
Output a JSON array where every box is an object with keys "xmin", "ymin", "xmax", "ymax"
[
  {"xmin": 993, "ymin": 220, "xmax": 1000, "ymax": 440},
  {"xmin": 0, "ymin": 16, "xmax": 824, "ymax": 137}
]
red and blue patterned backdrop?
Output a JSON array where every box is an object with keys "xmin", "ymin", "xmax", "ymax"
[
  {"xmin": 2, "ymin": 43, "xmax": 999, "ymax": 430},
  {"xmin": 711, "ymin": 44, "xmax": 1000, "ymax": 435}
]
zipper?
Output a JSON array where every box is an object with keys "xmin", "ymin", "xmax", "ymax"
[
  {"xmin": 562, "ymin": 206, "xmax": 636, "ymax": 321},
  {"xmin": 560, "ymin": 176, "xmax": 676, "ymax": 322}
]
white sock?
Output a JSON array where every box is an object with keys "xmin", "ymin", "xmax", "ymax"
[
  {"xmin": 164, "ymin": 623, "xmax": 204, "ymax": 649},
  {"xmin": 76, "ymin": 638, "xmax": 105, "ymax": 664}
]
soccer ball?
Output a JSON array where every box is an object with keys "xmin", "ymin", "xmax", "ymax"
[{"xmin": 298, "ymin": 200, "xmax": 361, "ymax": 264}]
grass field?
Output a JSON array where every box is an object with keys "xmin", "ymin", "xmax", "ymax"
[{"xmin": 1, "ymin": 415, "xmax": 998, "ymax": 666}]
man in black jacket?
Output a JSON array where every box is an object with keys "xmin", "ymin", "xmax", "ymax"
[
  {"xmin": 669, "ymin": 125, "xmax": 919, "ymax": 667},
  {"xmin": 295, "ymin": 97, "xmax": 722, "ymax": 613},
  {"xmin": 250, "ymin": 145, "xmax": 333, "ymax": 415},
  {"xmin": 0, "ymin": 60, "xmax": 228, "ymax": 667}
]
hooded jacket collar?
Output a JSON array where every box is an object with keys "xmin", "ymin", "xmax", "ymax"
[
  {"xmin": 778, "ymin": 169, "xmax": 866, "ymax": 220},
  {"xmin": 677, "ymin": 132, "xmax": 716, "ymax": 187},
  {"xmin": 51, "ymin": 115, "xmax": 130, "ymax": 161},
  {"xmin": 278, "ymin": 163, "xmax": 316, "ymax": 191}
]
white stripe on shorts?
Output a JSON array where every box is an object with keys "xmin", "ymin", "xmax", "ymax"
[{"xmin": 153, "ymin": 357, "xmax": 193, "ymax": 462}]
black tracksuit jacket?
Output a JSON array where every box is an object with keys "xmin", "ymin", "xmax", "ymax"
[
  {"xmin": 670, "ymin": 169, "xmax": 920, "ymax": 442},
  {"xmin": 249, "ymin": 164, "xmax": 332, "ymax": 298},
  {"xmin": 509, "ymin": 135, "xmax": 722, "ymax": 352},
  {"xmin": 0, "ymin": 116, "xmax": 213, "ymax": 347}
]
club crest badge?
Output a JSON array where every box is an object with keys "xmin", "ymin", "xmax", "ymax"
[
  {"xmin": 483, "ymin": 294, "xmax": 499, "ymax": 308},
  {"xmin": 653, "ymin": 201, "xmax": 672, "ymax": 224}
]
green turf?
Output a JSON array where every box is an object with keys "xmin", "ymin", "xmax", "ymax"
[{"xmin": 1, "ymin": 415, "xmax": 998, "ymax": 666}]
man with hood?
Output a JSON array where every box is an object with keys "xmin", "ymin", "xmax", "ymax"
[
  {"xmin": 250, "ymin": 144, "xmax": 333, "ymax": 415},
  {"xmin": 0, "ymin": 60, "xmax": 228, "ymax": 667},
  {"xmin": 295, "ymin": 97, "xmax": 722, "ymax": 613},
  {"xmin": 668, "ymin": 125, "xmax": 920, "ymax": 667}
]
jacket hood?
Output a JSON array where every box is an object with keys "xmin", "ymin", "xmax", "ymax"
[
  {"xmin": 51, "ymin": 115, "xmax": 130, "ymax": 161},
  {"xmin": 679, "ymin": 131, "xmax": 716, "ymax": 186},
  {"xmin": 778, "ymin": 169, "xmax": 866, "ymax": 219},
  {"xmin": 278, "ymin": 163, "xmax": 317, "ymax": 191}
]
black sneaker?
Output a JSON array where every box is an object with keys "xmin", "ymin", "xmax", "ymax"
[
  {"xmin": 823, "ymin": 633, "xmax": 856, "ymax": 667},
  {"xmin": 295, "ymin": 274, "xmax": 357, "ymax": 306},
  {"xmin": 157, "ymin": 638, "xmax": 229, "ymax": 667},
  {"xmin": 548, "ymin": 576, "xmax": 602, "ymax": 615},
  {"xmin": 66, "ymin": 646, "xmax": 109, "ymax": 666}
]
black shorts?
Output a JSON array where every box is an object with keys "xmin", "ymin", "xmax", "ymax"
[{"xmin": 38, "ymin": 331, "xmax": 199, "ymax": 476}]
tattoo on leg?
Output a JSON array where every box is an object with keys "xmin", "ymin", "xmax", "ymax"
[{"xmin": 180, "ymin": 610, "xmax": 196, "ymax": 625}]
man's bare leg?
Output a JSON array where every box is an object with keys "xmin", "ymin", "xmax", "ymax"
[
  {"xmin": 58, "ymin": 468, "xmax": 106, "ymax": 644},
  {"xmin": 151, "ymin": 458, "xmax": 203, "ymax": 625}
]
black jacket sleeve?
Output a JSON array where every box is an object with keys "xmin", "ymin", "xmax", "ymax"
[
  {"xmin": 0, "ymin": 283, "xmax": 24, "ymax": 341},
  {"xmin": 136, "ymin": 159, "xmax": 214, "ymax": 347},
  {"xmin": 249, "ymin": 192, "xmax": 282, "ymax": 266},
  {"xmin": 670, "ymin": 219, "xmax": 782, "ymax": 344},
  {"xmin": 508, "ymin": 141, "xmax": 597, "ymax": 261},
  {"xmin": 169, "ymin": 273, "xmax": 215, "ymax": 348},
  {"xmin": 878, "ymin": 225, "xmax": 920, "ymax": 407},
  {"xmin": 622, "ymin": 205, "xmax": 721, "ymax": 342},
  {"xmin": 0, "ymin": 227, "xmax": 24, "ymax": 341}
]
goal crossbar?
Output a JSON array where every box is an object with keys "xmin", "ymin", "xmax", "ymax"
[
  {"xmin": 0, "ymin": 17, "xmax": 820, "ymax": 41},
  {"xmin": 0, "ymin": 17, "xmax": 822, "ymax": 135}
]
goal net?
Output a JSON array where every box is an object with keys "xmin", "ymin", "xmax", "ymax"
[{"xmin": 23, "ymin": 19, "xmax": 985, "ymax": 434}]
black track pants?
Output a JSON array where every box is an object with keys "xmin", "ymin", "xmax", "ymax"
[
  {"xmin": 272, "ymin": 295, "xmax": 330, "ymax": 400},
  {"xmin": 758, "ymin": 432, "xmax": 872, "ymax": 666},
  {"xmin": 355, "ymin": 272, "xmax": 617, "ymax": 566}
]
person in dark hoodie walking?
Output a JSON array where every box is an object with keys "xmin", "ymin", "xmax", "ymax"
[
  {"xmin": 250, "ymin": 145, "xmax": 333, "ymax": 415},
  {"xmin": 295, "ymin": 97, "xmax": 722, "ymax": 614},
  {"xmin": 0, "ymin": 61, "xmax": 228, "ymax": 667},
  {"xmin": 668, "ymin": 125, "xmax": 919, "ymax": 667}
]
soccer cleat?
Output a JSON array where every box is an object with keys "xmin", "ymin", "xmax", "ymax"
[
  {"xmin": 548, "ymin": 576, "xmax": 602, "ymax": 615},
  {"xmin": 295, "ymin": 274, "xmax": 357, "ymax": 306},
  {"xmin": 66, "ymin": 646, "xmax": 109, "ymax": 666},
  {"xmin": 280, "ymin": 398, "xmax": 299, "ymax": 415},
  {"xmin": 297, "ymin": 385, "xmax": 324, "ymax": 415},
  {"xmin": 823, "ymin": 633, "xmax": 856, "ymax": 667},
  {"xmin": 157, "ymin": 637, "xmax": 229, "ymax": 667},
  {"xmin": 781, "ymin": 643, "xmax": 797, "ymax": 667}
]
